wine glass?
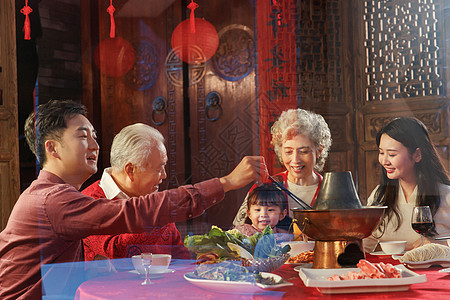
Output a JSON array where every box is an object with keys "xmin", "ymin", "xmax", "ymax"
[
  {"xmin": 411, "ymin": 206, "xmax": 433, "ymax": 246},
  {"xmin": 141, "ymin": 253, "xmax": 153, "ymax": 285}
]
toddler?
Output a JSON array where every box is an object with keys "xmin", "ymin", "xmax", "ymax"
[{"xmin": 234, "ymin": 183, "xmax": 292, "ymax": 237}]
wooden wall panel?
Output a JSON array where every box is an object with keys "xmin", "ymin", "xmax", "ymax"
[
  {"xmin": 0, "ymin": 0, "xmax": 20, "ymax": 230},
  {"xmin": 295, "ymin": 0, "xmax": 357, "ymax": 182}
]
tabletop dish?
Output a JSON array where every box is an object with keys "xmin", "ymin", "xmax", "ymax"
[
  {"xmin": 128, "ymin": 268, "xmax": 175, "ymax": 278},
  {"xmin": 293, "ymin": 264, "xmax": 313, "ymax": 271},
  {"xmin": 392, "ymin": 255, "xmax": 450, "ymax": 269},
  {"xmin": 379, "ymin": 241, "xmax": 407, "ymax": 255},
  {"xmin": 298, "ymin": 265, "xmax": 426, "ymax": 294},
  {"xmin": 286, "ymin": 262, "xmax": 313, "ymax": 267},
  {"xmin": 184, "ymin": 271, "xmax": 293, "ymax": 294},
  {"xmin": 370, "ymin": 250, "xmax": 406, "ymax": 256},
  {"xmin": 281, "ymin": 241, "xmax": 315, "ymax": 256}
]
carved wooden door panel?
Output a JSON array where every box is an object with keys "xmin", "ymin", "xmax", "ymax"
[
  {"xmin": 81, "ymin": 0, "xmax": 188, "ymax": 189},
  {"xmin": 352, "ymin": 0, "xmax": 449, "ymax": 202},
  {"xmin": 182, "ymin": 0, "xmax": 257, "ymax": 234},
  {"xmin": 81, "ymin": 1, "xmax": 257, "ymax": 235},
  {"xmin": 0, "ymin": 0, "xmax": 20, "ymax": 231},
  {"xmin": 0, "ymin": 0, "xmax": 20, "ymax": 230}
]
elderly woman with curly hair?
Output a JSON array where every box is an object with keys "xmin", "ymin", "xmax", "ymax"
[{"xmin": 233, "ymin": 108, "xmax": 332, "ymax": 232}]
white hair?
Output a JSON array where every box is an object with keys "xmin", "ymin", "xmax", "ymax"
[
  {"xmin": 271, "ymin": 108, "xmax": 332, "ymax": 172},
  {"xmin": 110, "ymin": 123, "xmax": 165, "ymax": 171}
]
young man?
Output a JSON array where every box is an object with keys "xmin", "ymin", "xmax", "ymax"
[
  {"xmin": 82, "ymin": 123, "xmax": 190, "ymax": 261},
  {"xmin": 0, "ymin": 100, "xmax": 267, "ymax": 299}
]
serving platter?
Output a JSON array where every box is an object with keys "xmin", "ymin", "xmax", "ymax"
[
  {"xmin": 298, "ymin": 264, "xmax": 426, "ymax": 294},
  {"xmin": 128, "ymin": 268, "xmax": 175, "ymax": 277},
  {"xmin": 184, "ymin": 272, "xmax": 293, "ymax": 294},
  {"xmin": 392, "ymin": 255, "xmax": 450, "ymax": 269},
  {"xmin": 293, "ymin": 264, "xmax": 313, "ymax": 270},
  {"xmin": 287, "ymin": 262, "xmax": 313, "ymax": 267},
  {"xmin": 370, "ymin": 251, "xmax": 406, "ymax": 256}
]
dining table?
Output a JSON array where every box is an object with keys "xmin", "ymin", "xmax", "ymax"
[{"xmin": 74, "ymin": 254, "xmax": 450, "ymax": 300}]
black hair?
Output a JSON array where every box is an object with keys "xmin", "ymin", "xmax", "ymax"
[
  {"xmin": 372, "ymin": 117, "xmax": 449, "ymax": 238},
  {"xmin": 24, "ymin": 99, "xmax": 87, "ymax": 167}
]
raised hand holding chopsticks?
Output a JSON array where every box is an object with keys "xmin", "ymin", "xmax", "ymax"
[{"xmin": 219, "ymin": 156, "xmax": 268, "ymax": 192}]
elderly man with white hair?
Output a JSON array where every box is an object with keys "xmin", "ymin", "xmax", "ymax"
[{"xmin": 82, "ymin": 123, "xmax": 191, "ymax": 261}]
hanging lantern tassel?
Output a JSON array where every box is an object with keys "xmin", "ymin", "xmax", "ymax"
[
  {"xmin": 107, "ymin": 0, "xmax": 116, "ymax": 38},
  {"xmin": 20, "ymin": 0, "xmax": 33, "ymax": 40},
  {"xmin": 187, "ymin": 0, "xmax": 199, "ymax": 33}
]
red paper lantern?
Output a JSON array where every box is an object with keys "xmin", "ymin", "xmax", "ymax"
[
  {"xmin": 171, "ymin": 18, "xmax": 219, "ymax": 64},
  {"xmin": 94, "ymin": 37, "xmax": 136, "ymax": 77}
]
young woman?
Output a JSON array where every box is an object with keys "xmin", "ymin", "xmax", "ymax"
[{"xmin": 364, "ymin": 117, "xmax": 450, "ymax": 252}]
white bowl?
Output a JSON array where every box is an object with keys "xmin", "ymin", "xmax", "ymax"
[
  {"xmin": 379, "ymin": 241, "xmax": 407, "ymax": 254},
  {"xmin": 132, "ymin": 254, "xmax": 171, "ymax": 274},
  {"xmin": 281, "ymin": 241, "xmax": 315, "ymax": 256}
]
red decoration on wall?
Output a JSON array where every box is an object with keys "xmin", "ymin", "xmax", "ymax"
[
  {"xmin": 187, "ymin": 0, "xmax": 199, "ymax": 33},
  {"xmin": 171, "ymin": 18, "xmax": 218, "ymax": 64},
  {"xmin": 94, "ymin": 37, "xmax": 136, "ymax": 77},
  {"xmin": 257, "ymin": 0, "xmax": 298, "ymax": 175},
  {"xmin": 20, "ymin": 0, "xmax": 33, "ymax": 40},
  {"xmin": 107, "ymin": 0, "xmax": 116, "ymax": 38},
  {"xmin": 171, "ymin": 1, "xmax": 218, "ymax": 64},
  {"xmin": 93, "ymin": 0, "xmax": 136, "ymax": 77}
]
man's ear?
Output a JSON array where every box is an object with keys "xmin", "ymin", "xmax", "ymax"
[
  {"xmin": 414, "ymin": 148, "xmax": 422, "ymax": 163},
  {"xmin": 45, "ymin": 140, "xmax": 60, "ymax": 159},
  {"xmin": 124, "ymin": 162, "xmax": 135, "ymax": 181}
]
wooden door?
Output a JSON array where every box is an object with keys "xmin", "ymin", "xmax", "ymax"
[
  {"xmin": 0, "ymin": 0, "xmax": 20, "ymax": 230},
  {"xmin": 81, "ymin": 0, "xmax": 257, "ymax": 236},
  {"xmin": 187, "ymin": 0, "xmax": 257, "ymax": 233},
  {"xmin": 81, "ymin": 0, "xmax": 187, "ymax": 189}
]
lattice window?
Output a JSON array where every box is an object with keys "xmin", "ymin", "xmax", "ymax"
[{"xmin": 364, "ymin": 0, "xmax": 443, "ymax": 101}]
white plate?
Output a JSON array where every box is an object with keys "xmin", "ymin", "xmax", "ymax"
[
  {"xmin": 293, "ymin": 264, "xmax": 313, "ymax": 270},
  {"xmin": 128, "ymin": 268, "xmax": 175, "ymax": 277},
  {"xmin": 281, "ymin": 241, "xmax": 315, "ymax": 257},
  {"xmin": 184, "ymin": 272, "xmax": 293, "ymax": 294},
  {"xmin": 439, "ymin": 267, "xmax": 450, "ymax": 273},
  {"xmin": 370, "ymin": 251, "xmax": 406, "ymax": 256},
  {"xmin": 298, "ymin": 265, "xmax": 426, "ymax": 294},
  {"xmin": 392, "ymin": 255, "xmax": 450, "ymax": 269}
]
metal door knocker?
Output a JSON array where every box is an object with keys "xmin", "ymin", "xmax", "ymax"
[
  {"xmin": 205, "ymin": 91, "xmax": 223, "ymax": 122},
  {"xmin": 151, "ymin": 96, "xmax": 167, "ymax": 126}
]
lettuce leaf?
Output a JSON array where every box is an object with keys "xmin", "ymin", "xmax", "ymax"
[{"xmin": 184, "ymin": 225, "xmax": 290, "ymax": 260}]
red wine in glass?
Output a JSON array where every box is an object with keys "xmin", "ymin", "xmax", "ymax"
[
  {"xmin": 411, "ymin": 222, "xmax": 433, "ymax": 235},
  {"xmin": 411, "ymin": 206, "xmax": 433, "ymax": 246}
]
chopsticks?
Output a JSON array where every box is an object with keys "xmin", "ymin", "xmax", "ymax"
[{"xmin": 268, "ymin": 175, "xmax": 313, "ymax": 210}]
